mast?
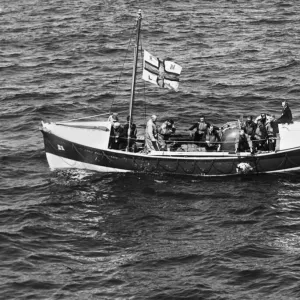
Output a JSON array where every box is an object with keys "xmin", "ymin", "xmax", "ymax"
[{"xmin": 127, "ymin": 10, "xmax": 142, "ymax": 152}]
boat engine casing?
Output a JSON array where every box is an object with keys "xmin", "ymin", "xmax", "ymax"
[{"xmin": 220, "ymin": 127, "xmax": 239, "ymax": 152}]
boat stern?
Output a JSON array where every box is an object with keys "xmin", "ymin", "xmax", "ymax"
[{"xmin": 277, "ymin": 122, "xmax": 300, "ymax": 150}]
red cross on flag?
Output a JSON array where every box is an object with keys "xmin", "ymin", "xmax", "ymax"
[{"xmin": 142, "ymin": 50, "xmax": 182, "ymax": 92}]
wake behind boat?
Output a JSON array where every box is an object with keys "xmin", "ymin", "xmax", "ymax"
[{"xmin": 40, "ymin": 11, "xmax": 300, "ymax": 176}]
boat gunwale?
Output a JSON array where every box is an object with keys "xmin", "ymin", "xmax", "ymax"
[{"xmin": 41, "ymin": 129, "xmax": 300, "ymax": 160}]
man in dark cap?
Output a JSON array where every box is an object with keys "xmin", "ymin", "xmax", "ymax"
[{"xmin": 235, "ymin": 129, "xmax": 253, "ymax": 153}]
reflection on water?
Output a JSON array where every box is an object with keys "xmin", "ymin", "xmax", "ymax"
[{"xmin": 269, "ymin": 180, "xmax": 300, "ymax": 255}]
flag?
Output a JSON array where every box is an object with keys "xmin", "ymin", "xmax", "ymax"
[{"xmin": 142, "ymin": 50, "xmax": 182, "ymax": 92}]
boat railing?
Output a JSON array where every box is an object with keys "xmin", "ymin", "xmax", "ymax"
[{"xmin": 112, "ymin": 135, "xmax": 278, "ymax": 154}]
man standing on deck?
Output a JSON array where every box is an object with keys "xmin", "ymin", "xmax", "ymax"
[
  {"xmin": 253, "ymin": 120, "xmax": 268, "ymax": 151},
  {"xmin": 188, "ymin": 116, "xmax": 210, "ymax": 146},
  {"xmin": 144, "ymin": 115, "xmax": 159, "ymax": 153},
  {"xmin": 108, "ymin": 122, "xmax": 124, "ymax": 150},
  {"xmin": 235, "ymin": 129, "xmax": 253, "ymax": 153},
  {"xmin": 205, "ymin": 124, "xmax": 221, "ymax": 151}
]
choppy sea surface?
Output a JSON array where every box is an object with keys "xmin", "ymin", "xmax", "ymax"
[{"xmin": 2, "ymin": 0, "xmax": 300, "ymax": 299}]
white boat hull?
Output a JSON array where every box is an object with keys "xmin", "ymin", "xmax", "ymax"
[{"xmin": 46, "ymin": 153, "xmax": 131, "ymax": 173}]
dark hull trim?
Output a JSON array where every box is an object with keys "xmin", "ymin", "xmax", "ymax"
[{"xmin": 41, "ymin": 131, "xmax": 300, "ymax": 176}]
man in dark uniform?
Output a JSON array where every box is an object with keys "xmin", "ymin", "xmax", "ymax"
[
  {"xmin": 205, "ymin": 124, "xmax": 221, "ymax": 151},
  {"xmin": 242, "ymin": 115, "xmax": 256, "ymax": 138},
  {"xmin": 235, "ymin": 129, "xmax": 253, "ymax": 153},
  {"xmin": 266, "ymin": 115, "xmax": 279, "ymax": 151},
  {"xmin": 109, "ymin": 122, "xmax": 124, "ymax": 150},
  {"xmin": 277, "ymin": 100, "xmax": 293, "ymax": 124},
  {"xmin": 188, "ymin": 116, "xmax": 210, "ymax": 146},
  {"xmin": 253, "ymin": 120, "xmax": 268, "ymax": 151}
]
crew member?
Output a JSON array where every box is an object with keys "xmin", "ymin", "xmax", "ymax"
[
  {"xmin": 188, "ymin": 116, "xmax": 210, "ymax": 146},
  {"xmin": 122, "ymin": 115, "xmax": 137, "ymax": 151},
  {"xmin": 144, "ymin": 115, "xmax": 159, "ymax": 153},
  {"xmin": 277, "ymin": 100, "xmax": 293, "ymax": 124},
  {"xmin": 266, "ymin": 115, "xmax": 278, "ymax": 151},
  {"xmin": 235, "ymin": 129, "xmax": 253, "ymax": 153},
  {"xmin": 253, "ymin": 120, "xmax": 268, "ymax": 151},
  {"xmin": 205, "ymin": 124, "xmax": 221, "ymax": 151},
  {"xmin": 157, "ymin": 119, "xmax": 176, "ymax": 150},
  {"xmin": 243, "ymin": 115, "xmax": 256, "ymax": 138},
  {"xmin": 109, "ymin": 122, "xmax": 124, "ymax": 150},
  {"xmin": 255, "ymin": 113, "xmax": 268, "ymax": 125}
]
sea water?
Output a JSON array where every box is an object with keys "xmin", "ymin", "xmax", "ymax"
[{"xmin": 1, "ymin": 0, "xmax": 300, "ymax": 299}]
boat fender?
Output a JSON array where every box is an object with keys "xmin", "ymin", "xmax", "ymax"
[{"xmin": 236, "ymin": 162, "xmax": 253, "ymax": 174}]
